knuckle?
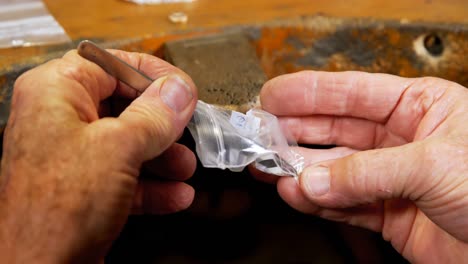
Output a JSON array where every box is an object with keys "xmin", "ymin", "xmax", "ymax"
[
  {"xmin": 85, "ymin": 119, "xmax": 121, "ymax": 147},
  {"xmin": 55, "ymin": 59, "xmax": 84, "ymax": 83},
  {"xmin": 416, "ymin": 76, "xmax": 440, "ymax": 86},
  {"xmin": 85, "ymin": 119, "xmax": 132, "ymax": 158},
  {"xmin": 12, "ymin": 75, "xmax": 28, "ymax": 103},
  {"xmin": 13, "ymin": 71, "xmax": 29, "ymax": 91},
  {"xmin": 56, "ymin": 54, "xmax": 97, "ymax": 88},
  {"xmin": 415, "ymin": 79, "xmax": 444, "ymax": 108},
  {"xmin": 12, "ymin": 59, "xmax": 60, "ymax": 108},
  {"xmin": 347, "ymin": 153, "xmax": 370, "ymax": 195},
  {"xmin": 98, "ymin": 118, "xmax": 128, "ymax": 138},
  {"xmin": 414, "ymin": 76, "xmax": 453, "ymax": 92},
  {"xmin": 13, "ymin": 65, "xmax": 44, "ymax": 94}
]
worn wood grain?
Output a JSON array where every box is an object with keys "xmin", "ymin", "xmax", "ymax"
[
  {"xmin": 43, "ymin": 0, "xmax": 468, "ymax": 40},
  {"xmin": 1, "ymin": 0, "xmax": 467, "ymax": 68}
]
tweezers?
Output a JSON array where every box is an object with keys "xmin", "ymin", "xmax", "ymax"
[{"xmin": 77, "ymin": 40, "xmax": 153, "ymax": 93}]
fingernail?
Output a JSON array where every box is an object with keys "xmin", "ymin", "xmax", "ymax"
[
  {"xmin": 160, "ymin": 75, "xmax": 193, "ymax": 112},
  {"xmin": 300, "ymin": 166, "xmax": 330, "ymax": 196}
]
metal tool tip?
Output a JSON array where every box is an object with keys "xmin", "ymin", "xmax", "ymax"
[{"xmin": 77, "ymin": 40, "xmax": 97, "ymax": 52}]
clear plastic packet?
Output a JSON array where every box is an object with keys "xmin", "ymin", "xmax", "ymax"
[{"xmin": 187, "ymin": 100, "xmax": 304, "ymax": 177}]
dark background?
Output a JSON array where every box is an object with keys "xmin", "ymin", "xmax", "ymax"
[{"xmin": 105, "ymin": 130, "xmax": 409, "ymax": 264}]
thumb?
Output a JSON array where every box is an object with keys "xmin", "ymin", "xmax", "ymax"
[
  {"xmin": 298, "ymin": 142, "xmax": 429, "ymax": 208},
  {"xmin": 298, "ymin": 140, "xmax": 468, "ymax": 242},
  {"xmin": 117, "ymin": 74, "xmax": 197, "ymax": 161}
]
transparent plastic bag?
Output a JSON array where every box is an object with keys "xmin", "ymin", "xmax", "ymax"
[{"xmin": 187, "ymin": 100, "xmax": 304, "ymax": 177}]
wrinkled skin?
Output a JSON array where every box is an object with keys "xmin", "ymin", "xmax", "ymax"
[
  {"xmin": 0, "ymin": 50, "xmax": 198, "ymax": 263},
  {"xmin": 252, "ymin": 71, "xmax": 468, "ymax": 263}
]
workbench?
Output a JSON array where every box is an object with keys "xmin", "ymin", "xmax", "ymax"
[
  {"xmin": 1, "ymin": 1, "xmax": 467, "ymax": 263},
  {"xmin": 1, "ymin": 0, "xmax": 468, "ymax": 67}
]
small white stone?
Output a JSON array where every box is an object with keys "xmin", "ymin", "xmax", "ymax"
[{"xmin": 168, "ymin": 12, "xmax": 188, "ymax": 24}]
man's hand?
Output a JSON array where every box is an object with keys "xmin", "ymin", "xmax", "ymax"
[
  {"xmin": 0, "ymin": 50, "xmax": 198, "ymax": 263},
  {"xmin": 254, "ymin": 71, "xmax": 468, "ymax": 263}
]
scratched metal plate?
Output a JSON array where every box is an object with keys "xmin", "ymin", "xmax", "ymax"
[{"xmin": 1, "ymin": 16, "xmax": 467, "ymax": 131}]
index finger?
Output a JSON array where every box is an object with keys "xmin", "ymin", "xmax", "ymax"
[
  {"xmin": 106, "ymin": 49, "xmax": 193, "ymax": 99},
  {"xmin": 13, "ymin": 49, "xmax": 190, "ymax": 123},
  {"xmin": 60, "ymin": 48, "xmax": 191, "ymax": 103},
  {"xmin": 260, "ymin": 71, "xmax": 414, "ymax": 122}
]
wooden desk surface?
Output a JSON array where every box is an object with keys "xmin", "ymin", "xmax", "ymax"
[
  {"xmin": 1, "ymin": 0, "xmax": 467, "ymax": 68},
  {"xmin": 43, "ymin": 0, "xmax": 468, "ymax": 40}
]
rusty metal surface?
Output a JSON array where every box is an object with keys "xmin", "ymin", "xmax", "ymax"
[
  {"xmin": 1, "ymin": 15, "xmax": 467, "ymax": 131},
  {"xmin": 164, "ymin": 32, "xmax": 266, "ymax": 112},
  {"xmin": 254, "ymin": 17, "xmax": 468, "ymax": 86}
]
